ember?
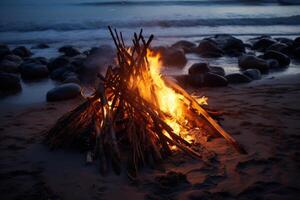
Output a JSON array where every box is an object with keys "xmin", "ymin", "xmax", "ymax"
[{"xmin": 46, "ymin": 27, "xmax": 246, "ymax": 176}]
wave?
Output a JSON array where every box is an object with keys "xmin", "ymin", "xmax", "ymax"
[
  {"xmin": 1, "ymin": 15, "xmax": 300, "ymax": 32},
  {"xmin": 77, "ymin": 0, "xmax": 300, "ymax": 6}
]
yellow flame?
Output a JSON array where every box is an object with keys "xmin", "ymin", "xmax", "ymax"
[{"xmin": 128, "ymin": 49, "xmax": 207, "ymax": 143}]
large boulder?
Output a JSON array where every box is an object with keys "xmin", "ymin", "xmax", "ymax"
[
  {"xmin": 188, "ymin": 62, "xmax": 210, "ymax": 75},
  {"xmin": 59, "ymin": 45, "xmax": 81, "ymax": 57},
  {"xmin": 47, "ymin": 56, "xmax": 70, "ymax": 71},
  {"xmin": 294, "ymin": 47, "xmax": 300, "ymax": 59},
  {"xmin": 209, "ymin": 66, "xmax": 225, "ymax": 76},
  {"xmin": 251, "ymin": 37, "xmax": 277, "ymax": 52},
  {"xmin": 194, "ymin": 39, "xmax": 224, "ymax": 58},
  {"xmin": 225, "ymin": 73, "xmax": 252, "ymax": 84},
  {"xmin": 238, "ymin": 54, "xmax": 269, "ymax": 74},
  {"xmin": 0, "ymin": 44, "xmax": 11, "ymax": 59},
  {"xmin": 0, "ymin": 72, "xmax": 21, "ymax": 92},
  {"xmin": 275, "ymin": 37, "xmax": 294, "ymax": 47},
  {"xmin": 203, "ymin": 72, "xmax": 228, "ymax": 87},
  {"xmin": 211, "ymin": 34, "xmax": 245, "ymax": 56},
  {"xmin": 171, "ymin": 40, "xmax": 196, "ymax": 53},
  {"xmin": 19, "ymin": 62, "xmax": 49, "ymax": 80},
  {"xmin": 263, "ymin": 50, "xmax": 290, "ymax": 66},
  {"xmin": 12, "ymin": 46, "xmax": 32, "ymax": 58},
  {"xmin": 50, "ymin": 67, "xmax": 72, "ymax": 81},
  {"xmin": 70, "ymin": 54, "xmax": 87, "ymax": 72},
  {"xmin": 266, "ymin": 59, "xmax": 280, "ymax": 69},
  {"xmin": 0, "ymin": 59, "xmax": 20, "ymax": 73},
  {"xmin": 242, "ymin": 69, "xmax": 261, "ymax": 80},
  {"xmin": 158, "ymin": 47, "xmax": 187, "ymax": 67},
  {"xmin": 46, "ymin": 83, "xmax": 81, "ymax": 101},
  {"xmin": 294, "ymin": 37, "xmax": 300, "ymax": 49}
]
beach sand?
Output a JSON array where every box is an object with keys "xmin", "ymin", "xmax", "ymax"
[{"xmin": 0, "ymin": 73, "xmax": 300, "ymax": 200}]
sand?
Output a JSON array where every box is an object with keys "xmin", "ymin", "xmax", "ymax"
[{"xmin": 1, "ymin": 73, "xmax": 300, "ymax": 200}]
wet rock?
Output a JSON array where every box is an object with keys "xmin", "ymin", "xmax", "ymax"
[
  {"xmin": 266, "ymin": 43, "xmax": 289, "ymax": 54},
  {"xmin": 226, "ymin": 73, "xmax": 252, "ymax": 84},
  {"xmin": 275, "ymin": 37, "xmax": 294, "ymax": 47},
  {"xmin": 63, "ymin": 75, "xmax": 80, "ymax": 84},
  {"xmin": 266, "ymin": 59, "xmax": 280, "ymax": 69},
  {"xmin": 12, "ymin": 46, "xmax": 32, "ymax": 58},
  {"xmin": 173, "ymin": 74, "xmax": 190, "ymax": 87},
  {"xmin": 188, "ymin": 74, "xmax": 205, "ymax": 87},
  {"xmin": 19, "ymin": 62, "xmax": 49, "ymax": 79},
  {"xmin": 32, "ymin": 43, "xmax": 49, "ymax": 49},
  {"xmin": 0, "ymin": 59, "xmax": 20, "ymax": 73},
  {"xmin": 238, "ymin": 54, "xmax": 269, "ymax": 74},
  {"xmin": 59, "ymin": 45, "xmax": 81, "ymax": 57},
  {"xmin": 263, "ymin": 50, "xmax": 290, "ymax": 66},
  {"xmin": 209, "ymin": 66, "xmax": 225, "ymax": 76},
  {"xmin": 188, "ymin": 62, "xmax": 210, "ymax": 75},
  {"xmin": 294, "ymin": 47, "xmax": 300, "ymax": 59},
  {"xmin": 0, "ymin": 44, "xmax": 11, "ymax": 59},
  {"xmin": 203, "ymin": 72, "xmax": 228, "ymax": 87},
  {"xmin": 242, "ymin": 69, "xmax": 261, "ymax": 80},
  {"xmin": 70, "ymin": 54, "xmax": 87, "ymax": 72},
  {"xmin": 50, "ymin": 67, "xmax": 72, "ymax": 81},
  {"xmin": 211, "ymin": 34, "xmax": 245, "ymax": 56},
  {"xmin": 3, "ymin": 54, "xmax": 23, "ymax": 65},
  {"xmin": 159, "ymin": 47, "xmax": 187, "ymax": 67},
  {"xmin": 0, "ymin": 72, "xmax": 21, "ymax": 92},
  {"xmin": 47, "ymin": 56, "xmax": 70, "ymax": 71},
  {"xmin": 251, "ymin": 37, "xmax": 277, "ymax": 52},
  {"xmin": 294, "ymin": 37, "xmax": 300, "ymax": 49},
  {"xmin": 155, "ymin": 171, "xmax": 189, "ymax": 188},
  {"xmin": 195, "ymin": 39, "xmax": 224, "ymax": 58},
  {"xmin": 171, "ymin": 40, "xmax": 197, "ymax": 53},
  {"xmin": 24, "ymin": 57, "xmax": 48, "ymax": 65},
  {"xmin": 46, "ymin": 83, "xmax": 81, "ymax": 101}
]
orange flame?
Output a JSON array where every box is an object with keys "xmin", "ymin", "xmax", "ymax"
[{"xmin": 127, "ymin": 49, "xmax": 208, "ymax": 144}]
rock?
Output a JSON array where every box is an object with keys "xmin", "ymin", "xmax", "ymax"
[
  {"xmin": 211, "ymin": 34, "xmax": 245, "ymax": 56},
  {"xmin": 159, "ymin": 47, "xmax": 187, "ymax": 67},
  {"xmin": 294, "ymin": 47, "xmax": 300, "ymax": 59},
  {"xmin": 32, "ymin": 43, "xmax": 49, "ymax": 49},
  {"xmin": 0, "ymin": 44, "xmax": 11, "ymax": 59},
  {"xmin": 46, "ymin": 83, "xmax": 81, "ymax": 101},
  {"xmin": 63, "ymin": 75, "xmax": 80, "ymax": 84},
  {"xmin": 266, "ymin": 43, "xmax": 289, "ymax": 54},
  {"xmin": 70, "ymin": 54, "xmax": 87, "ymax": 72},
  {"xmin": 188, "ymin": 74, "xmax": 205, "ymax": 87},
  {"xmin": 0, "ymin": 59, "xmax": 20, "ymax": 73},
  {"xmin": 251, "ymin": 36, "xmax": 277, "ymax": 51},
  {"xmin": 47, "ymin": 56, "xmax": 70, "ymax": 71},
  {"xmin": 0, "ymin": 72, "xmax": 21, "ymax": 92},
  {"xmin": 225, "ymin": 73, "xmax": 252, "ymax": 84},
  {"xmin": 188, "ymin": 62, "xmax": 210, "ymax": 75},
  {"xmin": 59, "ymin": 45, "xmax": 81, "ymax": 57},
  {"xmin": 195, "ymin": 39, "xmax": 224, "ymax": 57},
  {"xmin": 3, "ymin": 54, "xmax": 23, "ymax": 65},
  {"xmin": 242, "ymin": 69, "xmax": 261, "ymax": 80},
  {"xmin": 294, "ymin": 37, "xmax": 300, "ymax": 49},
  {"xmin": 266, "ymin": 59, "xmax": 280, "ymax": 69},
  {"xmin": 12, "ymin": 46, "xmax": 32, "ymax": 58},
  {"xmin": 203, "ymin": 72, "xmax": 228, "ymax": 87},
  {"xmin": 24, "ymin": 57, "xmax": 48, "ymax": 65},
  {"xmin": 275, "ymin": 37, "xmax": 294, "ymax": 47},
  {"xmin": 173, "ymin": 75, "xmax": 189, "ymax": 87},
  {"xmin": 238, "ymin": 54, "xmax": 269, "ymax": 74},
  {"xmin": 171, "ymin": 40, "xmax": 196, "ymax": 53},
  {"xmin": 50, "ymin": 67, "xmax": 72, "ymax": 81},
  {"xmin": 19, "ymin": 62, "xmax": 49, "ymax": 79},
  {"xmin": 263, "ymin": 50, "xmax": 290, "ymax": 66},
  {"xmin": 209, "ymin": 66, "xmax": 225, "ymax": 76}
]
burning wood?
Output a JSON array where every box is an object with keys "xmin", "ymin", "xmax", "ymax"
[{"xmin": 45, "ymin": 27, "xmax": 246, "ymax": 176}]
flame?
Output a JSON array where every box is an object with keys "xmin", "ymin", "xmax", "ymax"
[{"xmin": 128, "ymin": 49, "xmax": 208, "ymax": 144}]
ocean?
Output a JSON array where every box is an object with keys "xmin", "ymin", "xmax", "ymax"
[{"xmin": 0, "ymin": 0, "xmax": 300, "ymax": 48}]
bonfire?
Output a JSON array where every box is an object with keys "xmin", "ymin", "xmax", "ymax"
[{"xmin": 46, "ymin": 27, "xmax": 246, "ymax": 177}]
